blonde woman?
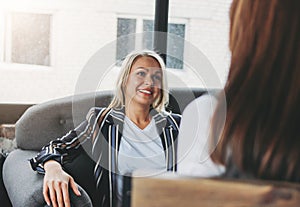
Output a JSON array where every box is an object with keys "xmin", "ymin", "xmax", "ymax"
[{"xmin": 30, "ymin": 50, "xmax": 181, "ymax": 207}]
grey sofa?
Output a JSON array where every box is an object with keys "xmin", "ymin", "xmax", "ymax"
[{"xmin": 3, "ymin": 88, "xmax": 209, "ymax": 207}]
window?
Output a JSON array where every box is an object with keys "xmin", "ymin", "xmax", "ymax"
[
  {"xmin": 142, "ymin": 20, "xmax": 185, "ymax": 69},
  {"xmin": 116, "ymin": 18, "xmax": 136, "ymax": 64},
  {"xmin": 2, "ymin": 12, "xmax": 51, "ymax": 66},
  {"xmin": 117, "ymin": 17, "xmax": 186, "ymax": 69}
]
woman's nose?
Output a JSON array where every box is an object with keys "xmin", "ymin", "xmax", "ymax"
[{"xmin": 144, "ymin": 75, "xmax": 154, "ymax": 86}]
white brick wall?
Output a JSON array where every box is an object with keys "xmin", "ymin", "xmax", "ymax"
[{"xmin": 0, "ymin": 0, "xmax": 232, "ymax": 104}]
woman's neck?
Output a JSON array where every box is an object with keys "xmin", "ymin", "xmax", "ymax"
[{"xmin": 125, "ymin": 104, "xmax": 151, "ymax": 129}]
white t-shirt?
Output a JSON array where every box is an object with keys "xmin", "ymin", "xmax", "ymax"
[
  {"xmin": 117, "ymin": 116, "xmax": 166, "ymax": 205},
  {"xmin": 177, "ymin": 94, "xmax": 225, "ymax": 177}
]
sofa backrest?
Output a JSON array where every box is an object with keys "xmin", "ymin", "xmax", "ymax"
[{"xmin": 16, "ymin": 88, "xmax": 217, "ymax": 150}]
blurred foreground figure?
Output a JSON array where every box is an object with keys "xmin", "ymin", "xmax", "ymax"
[{"xmin": 178, "ymin": 0, "xmax": 300, "ymax": 182}]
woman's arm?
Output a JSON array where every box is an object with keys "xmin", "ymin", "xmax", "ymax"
[
  {"xmin": 29, "ymin": 107, "xmax": 101, "ymax": 173},
  {"xmin": 29, "ymin": 107, "xmax": 103, "ymax": 207},
  {"xmin": 29, "ymin": 120, "xmax": 91, "ymax": 173}
]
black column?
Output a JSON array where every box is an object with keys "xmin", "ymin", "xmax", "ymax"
[{"xmin": 154, "ymin": 0, "xmax": 169, "ymax": 62}]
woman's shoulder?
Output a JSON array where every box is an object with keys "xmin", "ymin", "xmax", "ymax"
[
  {"xmin": 160, "ymin": 111, "xmax": 181, "ymax": 129},
  {"xmin": 183, "ymin": 93, "xmax": 218, "ymax": 116},
  {"xmin": 85, "ymin": 107, "xmax": 110, "ymax": 120},
  {"xmin": 193, "ymin": 92, "xmax": 218, "ymax": 105},
  {"xmin": 171, "ymin": 111, "xmax": 181, "ymax": 121}
]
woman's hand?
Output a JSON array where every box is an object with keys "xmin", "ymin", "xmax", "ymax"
[{"xmin": 43, "ymin": 160, "xmax": 81, "ymax": 207}]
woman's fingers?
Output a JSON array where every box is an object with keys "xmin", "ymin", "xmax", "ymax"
[
  {"xmin": 48, "ymin": 181, "xmax": 58, "ymax": 207},
  {"xmin": 43, "ymin": 166, "xmax": 75, "ymax": 207},
  {"xmin": 43, "ymin": 181, "xmax": 51, "ymax": 206},
  {"xmin": 54, "ymin": 181, "xmax": 64, "ymax": 207},
  {"xmin": 61, "ymin": 182, "xmax": 71, "ymax": 207},
  {"xmin": 69, "ymin": 177, "xmax": 81, "ymax": 196},
  {"xmin": 45, "ymin": 180, "xmax": 69, "ymax": 207}
]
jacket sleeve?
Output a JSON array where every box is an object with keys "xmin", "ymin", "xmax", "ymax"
[{"xmin": 29, "ymin": 107, "xmax": 102, "ymax": 174}]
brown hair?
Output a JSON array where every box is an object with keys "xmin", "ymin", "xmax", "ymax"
[{"xmin": 211, "ymin": 0, "xmax": 300, "ymax": 182}]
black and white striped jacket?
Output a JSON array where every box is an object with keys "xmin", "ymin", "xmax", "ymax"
[{"xmin": 30, "ymin": 107, "xmax": 181, "ymax": 207}]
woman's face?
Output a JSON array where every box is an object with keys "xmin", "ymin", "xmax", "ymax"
[{"xmin": 124, "ymin": 56, "xmax": 162, "ymax": 109}]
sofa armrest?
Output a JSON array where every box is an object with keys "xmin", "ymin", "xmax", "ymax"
[
  {"xmin": 3, "ymin": 149, "xmax": 92, "ymax": 207},
  {"xmin": 15, "ymin": 91, "xmax": 113, "ymax": 151}
]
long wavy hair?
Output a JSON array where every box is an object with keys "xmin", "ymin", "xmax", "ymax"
[
  {"xmin": 108, "ymin": 50, "xmax": 169, "ymax": 112},
  {"xmin": 210, "ymin": 0, "xmax": 300, "ymax": 182}
]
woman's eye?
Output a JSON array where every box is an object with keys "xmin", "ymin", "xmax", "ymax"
[
  {"xmin": 137, "ymin": 71, "xmax": 146, "ymax": 76},
  {"xmin": 153, "ymin": 75, "xmax": 162, "ymax": 81}
]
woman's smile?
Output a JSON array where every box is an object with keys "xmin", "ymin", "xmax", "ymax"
[
  {"xmin": 138, "ymin": 88, "xmax": 153, "ymax": 95},
  {"xmin": 125, "ymin": 56, "xmax": 162, "ymax": 108}
]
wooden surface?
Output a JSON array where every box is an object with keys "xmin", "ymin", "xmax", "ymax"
[{"xmin": 131, "ymin": 174, "xmax": 300, "ymax": 207}]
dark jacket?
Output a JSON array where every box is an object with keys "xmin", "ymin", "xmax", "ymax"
[{"xmin": 30, "ymin": 107, "xmax": 181, "ymax": 207}]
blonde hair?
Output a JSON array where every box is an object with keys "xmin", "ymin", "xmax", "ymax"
[{"xmin": 108, "ymin": 50, "xmax": 168, "ymax": 112}]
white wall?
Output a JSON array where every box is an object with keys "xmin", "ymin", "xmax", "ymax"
[{"xmin": 0, "ymin": 0, "xmax": 232, "ymax": 104}]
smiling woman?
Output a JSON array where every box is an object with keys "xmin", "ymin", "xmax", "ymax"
[
  {"xmin": 108, "ymin": 50, "xmax": 169, "ymax": 113},
  {"xmin": 124, "ymin": 56, "xmax": 163, "ymax": 123},
  {"xmin": 29, "ymin": 50, "xmax": 181, "ymax": 207}
]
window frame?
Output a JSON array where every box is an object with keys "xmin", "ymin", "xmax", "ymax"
[
  {"xmin": 0, "ymin": 9, "xmax": 54, "ymax": 69},
  {"xmin": 116, "ymin": 14, "xmax": 188, "ymax": 69}
]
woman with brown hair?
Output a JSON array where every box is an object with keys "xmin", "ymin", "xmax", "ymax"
[{"xmin": 178, "ymin": 0, "xmax": 300, "ymax": 182}]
